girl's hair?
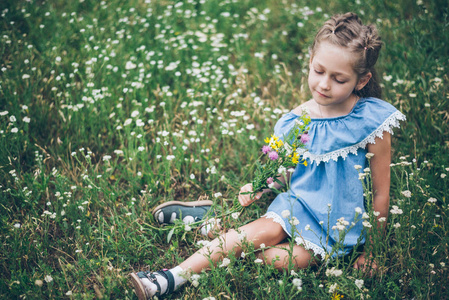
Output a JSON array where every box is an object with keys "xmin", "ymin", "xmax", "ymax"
[{"xmin": 310, "ymin": 13, "xmax": 383, "ymax": 98}]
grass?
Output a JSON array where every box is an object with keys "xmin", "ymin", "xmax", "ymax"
[{"xmin": 0, "ymin": 0, "xmax": 448, "ymax": 299}]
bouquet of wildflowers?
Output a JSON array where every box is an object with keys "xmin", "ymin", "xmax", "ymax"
[{"xmin": 250, "ymin": 110, "xmax": 311, "ymax": 195}]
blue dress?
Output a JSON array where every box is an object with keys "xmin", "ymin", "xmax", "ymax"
[{"xmin": 263, "ymin": 97, "xmax": 406, "ymax": 259}]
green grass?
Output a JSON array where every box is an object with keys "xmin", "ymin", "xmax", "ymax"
[{"xmin": 1, "ymin": 0, "xmax": 448, "ymax": 298}]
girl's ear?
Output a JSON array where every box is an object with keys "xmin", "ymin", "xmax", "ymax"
[{"xmin": 355, "ymin": 72, "xmax": 372, "ymax": 91}]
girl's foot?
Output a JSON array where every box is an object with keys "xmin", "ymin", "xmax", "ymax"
[
  {"xmin": 152, "ymin": 200, "xmax": 213, "ymax": 225},
  {"xmin": 129, "ymin": 267, "xmax": 186, "ymax": 299}
]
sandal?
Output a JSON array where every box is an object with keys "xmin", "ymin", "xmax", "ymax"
[
  {"xmin": 152, "ymin": 200, "xmax": 214, "ymax": 225},
  {"xmin": 130, "ymin": 269, "xmax": 175, "ymax": 299}
]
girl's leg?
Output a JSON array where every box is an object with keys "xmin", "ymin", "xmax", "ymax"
[
  {"xmin": 130, "ymin": 217, "xmax": 287, "ymax": 299},
  {"xmin": 180, "ymin": 217, "xmax": 288, "ymax": 273},
  {"xmin": 256, "ymin": 242, "xmax": 317, "ymax": 270}
]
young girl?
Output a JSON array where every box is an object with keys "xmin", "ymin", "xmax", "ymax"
[{"xmin": 130, "ymin": 12, "xmax": 406, "ymax": 299}]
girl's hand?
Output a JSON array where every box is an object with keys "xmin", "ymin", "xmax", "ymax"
[
  {"xmin": 353, "ymin": 252, "xmax": 377, "ymax": 276},
  {"xmin": 238, "ymin": 183, "xmax": 263, "ymax": 207}
]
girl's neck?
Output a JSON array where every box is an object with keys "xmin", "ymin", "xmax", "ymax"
[{"xmin": 315, "ymin": 94, "xmax": 359, "ymax": 118}]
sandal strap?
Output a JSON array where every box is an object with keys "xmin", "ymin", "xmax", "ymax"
[
  {"xmin": 136, "ymin": 271, "xmax": 162, "ymax": 298},
  {"xmin": 156, "ymin": 269, "xmax": 175, "ymax": 295},
  {"xmin": 136, "ymin": 269, "xmax": 175, "ymax": 297}
]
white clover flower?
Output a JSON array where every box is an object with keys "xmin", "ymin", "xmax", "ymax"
[
  {"xmin": 281, "ymin": 210, "xmax": 290, "ymax": 218},
  {"xmin": 190, "ymin": 174, "xmax": 195, "ymax": 180},
  {"xmin": 427, "ymin": 197, "xmax": 437, "ymax": 203},
  {"xmin": 277, "ymin": 165, "xmax": 286, "ymax": 175},
  {"xmin": 355, "ymin": 279, "xmax": 364, "ymax": 289},
  {"xmin": 23, "ymin": 116, "xmax": 31, "ymax": 123},
  {"xmin": 0, "ymin": 111, "xmax": 8, "ymax": 116},
  {"xmin": 35, "ymin": 279, "xmax": 43, "ymax": 287},
  {"xmin": 362, "ymin": 221, "xmax": 372, "ymax": 228},
  {"xmin": 11, "ymin": 128, "xmax": 18, "ymax": 133},
  {"xmin": 290, "ymin": 217, "xmax": 299, "ymax": 226},
  {"xmin": 328, "ymin": 283, "xmax": 338, "ymax": 294},
  {"xmin": 292, "ymin": 278, "xmax": 302, "ymax": 287},
  {"xmin": 401, "ymin": 190, "xmax": 412, "ymax": 198},
  {"xmin": 390, "ymin": 205, "xmax": 403, "ymax": 215},
  {"xmin": 219, "ymin": 258, "xmax": 230, "ymax": 267},
  {"xmin": 254, "ymin": 258, "xmax": 263, "ymax": 264},
  {"xmin": 366, "ymin": 153, "xmax": 374, "ymax": 159},
  {"xmin": 326, "ymin": 267, "xmax": 343, "ymax": 277},
  {"xmin": 44, "ymin": 275, "xmax": 53, "ymax": 283}
]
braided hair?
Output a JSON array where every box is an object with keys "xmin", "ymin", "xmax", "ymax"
[{"xmin": 310, "ymin": 13, "xmax": 383, "ymax": 98}]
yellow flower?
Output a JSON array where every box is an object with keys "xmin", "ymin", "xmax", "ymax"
[
  {"xmin": 303, "ymin": 160, "xmax": 308, "ymax": 167},
  {"xmin": 264, "ymin": 137, "xmax": 271, "ymax": 144},
  {"xmin": 331, "ymin": 292, "xmax": 344, "ymax": 300},
  {"xmin": 292, "ymin": 152, "xmax": 299, "ymax": 164},
  {"xmin": 275, "ymin": 139, "xmax": 284, "ymax": 149}
]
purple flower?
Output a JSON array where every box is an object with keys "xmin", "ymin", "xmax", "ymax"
[
  {"xmin": 268, "ymin": 151, "xmax": 279, "ymax": 161},
  {"xmin": 300, "ymin": 133, "xmax": 310, "ymax": 144},
  {"xmin": 262, "ymin": 145, "xmax": 271, "ymax": 154},
  {"xmin": 266, "ymin": 177, "xmax": 274, "ymax": 184}
]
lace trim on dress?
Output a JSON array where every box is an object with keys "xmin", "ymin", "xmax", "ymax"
[
  {"xmin": 263, "ymin": 211, "xmax": 326, "ymax": 260},
  {"xmin": 303, "ymin": 110, "xmax": 406, "ymax": 165}
]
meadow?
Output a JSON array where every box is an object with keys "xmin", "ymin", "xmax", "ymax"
[{"xmin": 1, "ymin": 0, "xmax": 448, "ymax": 299}]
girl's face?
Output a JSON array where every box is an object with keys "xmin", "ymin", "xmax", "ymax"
[{"xmin": 308, "ymin": 42, "xmax": 371, "ymax": 114}]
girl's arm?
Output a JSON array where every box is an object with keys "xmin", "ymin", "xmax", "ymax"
[{"xmin": 354, "ymin": 132, "xmax": 392, "ymax": 270}]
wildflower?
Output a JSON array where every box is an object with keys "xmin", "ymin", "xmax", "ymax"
[
  {"xmin": 103, "ymin": 155, "xmax": 112, "ymax": 161},
  {"xmin": 166, "ymin": 155, "xmax": 175, "ymax": 160},
  {"xmin": 237, "ymin": 231, "xmax": 247, "ymax": 241},
  {"xmin": 268, "ymin": 151, "xmax": 279, "ymax": 161},
  {"xmin": 0, "ymin": 111, "xmax": 8, "ymax": 116},
  {"xmin": 278, "ymin": 166, "xmax": 286, "ymax": 174},
  {"xmin": 326, "ymin": 267, "xmax": 343, "ymax": 277},
  {"xmin": 305, "ymin": 224, "xmax": 311, "ymax": 231},
  {"xmin": 290, "ymin": 217, "xmax": 299, "ymax": 226},
  {"xmin": 292, "ymin": 278, "xmax": 302, "ymax": 287},
  {"xmin": 328, "ymin": 283, "xmax": 338, "ymax": 294},
  {"xmin": 378, "ymin": 217, "xmax": 386, "ymax": 222},
  {"xmin": 23, "ymin": 116, "xmax": 31, "ymax": 123},
  {"xmin": 231, "ymin": 212, "xmax": 240, "ymax": 220},
  {"xmin": 355, "ymin": 279, "xmax": 364, "ymax": 289},
  {"xmin": 427, "ymin": 197, "xmax": 437, "ymax": 203},
  {"xmin": 300, "ymin": 133, "xmax": 310, "ymax": 143},
  {"xmin": 441, "ymin": 174, "xmax": 447, "ymax": 178},
  {"xmin": 185, "ymin": 224, "xmax": 192, "ymax": 232},
  {"xmin": 362, "ymin": 221, "xmax": 372, "ymax": 228},
  {"xmin": 190, "ymin": 174, "xmax": 195, "ymax": 180},
  {"xmin": 401, "ymin": 190, "xmax": 412, "ymax": 198},
  {"xmin": 14, "ymin": 223, "xmax": 21, "ymax": 228},
  {"xmin": 44, "ymin": 275, "xmax": 53, "ymax": 283},
  {"xmin": 254, "ymin": 258, "xmax": 263, "ymax": 264},
  {"xmin": 11, "ymin": 128, "xmax": 18, "ymax": 133},
  {"xmin": 259, "ymin": 243, "xmax": 266, "ymax": 249},
  {"xmin": 393, "ymin": 223, "xmax": 401, "ymax": 228},
  {"xmin": 266, "ymin": 177, "xmax": 274, "ymax": 185},
  {"xmin": 354, "ymin": 165, "xmax": 362, "ymax": 170},
  {"xmin": 355, "ymin": 207, "xmax": 363, "ymax": 214},
  {"xmin": 390, "ymin": 205, "xmax": 403, "ymax": 215},
  {"xmin": 35, "ymin": 280, "xmax": 43, "ymax": 287},
  {"xmin": 219, "ymin": 258, "xmax": 231, "ymax": 267},
  {"xmin": 262, "ymin": 145, "xmax": 271, "ymax": 154},
  {"xmin": 214, "ymin": 192, "xmax": 222, "ymax": 198},
  {"xmin": 66, "ymin": 291, "xmax": 73, "ymax": 296},
  {"xmin": 364, "ymin": 153, "xmax": 374, "ymax": 159},
  {"xmin": 281, "ymin": 210, "xmax": 290, "ymax": 218},
  {"xmin": 240, "ymin": 252, "xmax": 246, "ymax": 258}
]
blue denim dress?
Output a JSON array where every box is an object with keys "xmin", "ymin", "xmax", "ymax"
[{"xmin": 264, "ymin": 97, "xmax": 406, "ymax": 259}]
